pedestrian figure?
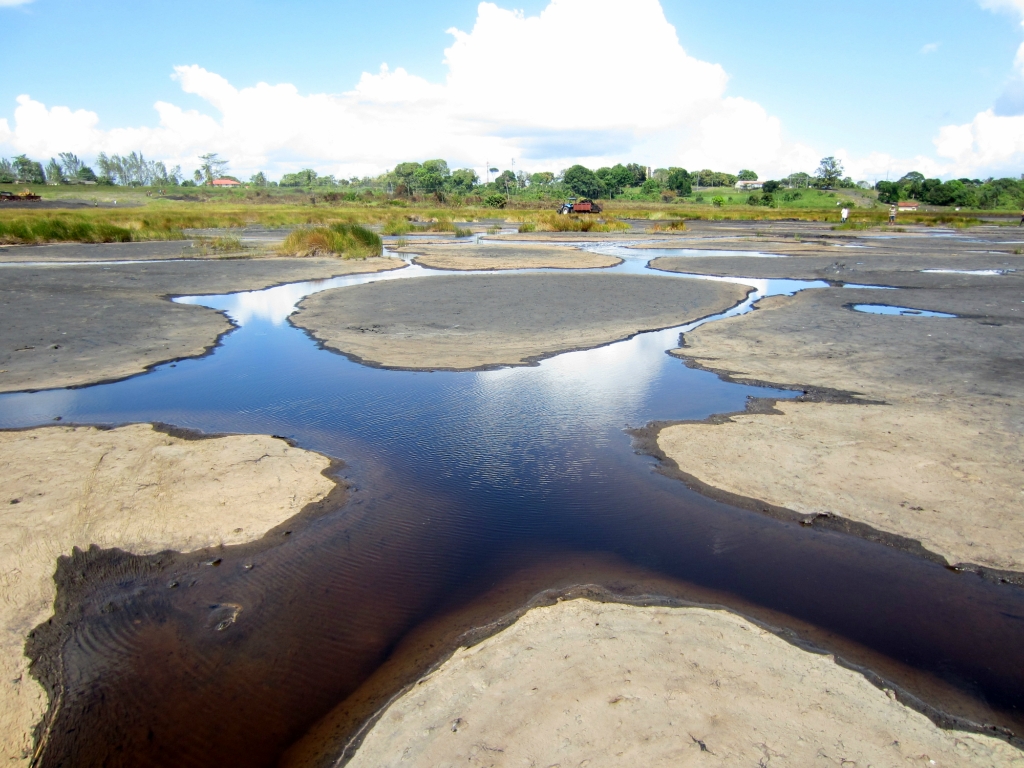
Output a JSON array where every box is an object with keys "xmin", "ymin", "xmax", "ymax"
[
  {"xmin": 889, "ymin": 205, "xmax": 897, "ymax": 225},
  {"xmin": 841, "ymin": 207, "xmax": 849, "ymax": 225},
  {"xmin": 1019, "ymin": 207, "xmax": 1024, "ymax": 227}
]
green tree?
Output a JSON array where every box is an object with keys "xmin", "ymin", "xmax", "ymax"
[
  {"xmin": 198, "ymin": 153, "xmax": 229, "ymax": 184},
  {"xmin": 737, "ymin": 169, "xmax": 758, "ymax": 181},
  {"xmin": 530, "ymin": 171, "xmax": 555, "ymax": 186},
  {"xmin": 77, "ymin": 166, "xmax": 98, "ymax": 183},
  {"xmin": 450, "ymin": 168, "xmax": 478, "ymax": 192},
  {"xmin": 413, "ymin": 159, "xmax": 450, "ymax": 193},
  {"xmin": 640, "ymin": 178, "xmax": 661, "ymax": 195},
  {"xmin": 762, "ymin": 180, "xmax": 781, "ymax": 194},
  {"xmin": 0, "ymin": 158, "xmax": 15, "ymax": 183},
  {"xmin": 45, "ymin": 158, "xmax": 64, "ymax": 184},
  {"xmin": 815, "ymin": 156, "xmax": 844, "ymax": 189},
  {"xmin": 563, "ymin": 165, "xmax": 604, "ymax": 198},
  {"xmin": 280, "ymin": 169, "xmax": 318, "ymax": 187},
  {"xmin": 250, "ymin": 172, "xmax": 268, "ymax": 186},
  {"xmin": 625, "ymin": 163, "xmax": 647, "ymax": 185},
  {"xmin": 13, "ymin": 155, "xmax": 45, "ymax": 183},
  {"xmin": 784, "ymin": 172, "xmax": 812, "ymax": 188},
  {"xmin": 58, "ymin": 152, "xmax": 83, "ymax": 179},
  {"xmin": 665, "ymin": 168, "xmax": 691, "ymax": 195},
  {"xmin": 494, "ymin": 169, "xmax": 516, "ymax": 193},
  {"xmin": 875, "ymin": 181, "xmax": 901, "ymax": 204}
]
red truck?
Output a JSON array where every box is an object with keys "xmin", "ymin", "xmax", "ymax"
[{"xmin": 557, "ymin": 198, "xmax": 602, "ymax": 214}]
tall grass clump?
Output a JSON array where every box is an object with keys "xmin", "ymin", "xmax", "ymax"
[
  {"xmin": 279, "ymin": 223, "xmax": 382, "ymax": 259},
  {"xmin": 534, "ymin": 215, "xmax": 631, "ymax": 233},
  {"xmin": 0, "ymin": 216, "xmax": 134, "ymax": 244},
  {"xmin": 382, "ymin": 218, "xmax": 413, "ymax": 236},
  {"xmin": 651, "ymin": 220, "xmax": 687, "ymax": 232}
]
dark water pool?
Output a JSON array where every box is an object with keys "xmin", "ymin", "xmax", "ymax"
[{"xmin": 2, "ymin": 252, "xmax": 1023, "ymax": 766}]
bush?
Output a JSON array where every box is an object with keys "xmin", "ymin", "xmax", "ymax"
[
  {"xmin": 747, "ymin": 194, "xmax": 761, "ymax": 206},
  {"xmin": 279, "ymin": 223, "xmax": 382, "ymax": 259},
  {"xmin": 711, "ymin": 196, "xmax": 725, "ymax": 208},
  {"xmin": 382, "ymin": 218, "xmax": 413, "ymax": 236},
  {"xmin": 0, "ymin": 216, "xmax": 134, "ymax": 244},
  {"xmin": 483, "ymin": 194, "xmax": 506, "ymax": 208}
]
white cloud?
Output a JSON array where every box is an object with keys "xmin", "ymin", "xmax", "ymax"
[
  {"xmin": 920, "ymin": 42, "xmax": 940, "ymax": 54},
  {"xmin": 0, "ymin": 0, "xmax": 35, "ymax": 6},
  {"xmin": 916, "ymin": 0, "xmax": 1024, "ymax": 174},
  {"xmin": 1, "ymin": 0, "xmax": 1018, "ymax": 181},
  {"xmin": 0, "ymin": 0, "xmax": 828, "ymax": 180}
]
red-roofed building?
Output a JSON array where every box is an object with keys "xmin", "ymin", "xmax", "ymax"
[
  {"xmin": 898, "ymin": 201, "xmax": 919, "ymax": 212},
  {"xmin": 212, "ymin": 178, "xmax": 241, "ymax": 187}
]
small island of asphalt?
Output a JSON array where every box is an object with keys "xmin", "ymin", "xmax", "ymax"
[
  {"xmin": 290, "ymin": 272, "xmax": 749, "ymax": 370},
  {"xmin": 647, "ymin": 225, "xmax": 1024, "ymax": 575},
  {"xmin": 0, "ymin": 247, "xmax": 403, "ymax": 392},
  {"xmin": 398, "ymin": 243, "xmax": 621, "ymax": 271}
]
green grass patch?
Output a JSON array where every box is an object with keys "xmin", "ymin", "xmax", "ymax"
[
  {"xmin": 382, "ymin": 218, "xmax": 414, "ymax": 236},
  {"xmin": 0, "ymin": 215, "xmax": 136, "ymax": 244},
  {"xmin": 279, "ymin": 223, "xmax": 382, "ymax": 259}
]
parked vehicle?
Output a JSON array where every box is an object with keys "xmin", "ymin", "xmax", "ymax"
[
  {"xmin": 557, "ymin": 198, "xmax": 602, "ymax": 214},
  {"xmin": 0, "ymin": 190, "xmax": 42, "ymax": 202}
]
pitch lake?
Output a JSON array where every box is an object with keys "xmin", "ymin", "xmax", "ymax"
[{"xmin": 2, "ymin": 244, "xmax": 1023, "ymax": 766}]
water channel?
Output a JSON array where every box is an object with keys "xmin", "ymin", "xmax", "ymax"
[{"xmin": 1, "ymin": 244, "xmax": 1022, "ymax": 766}]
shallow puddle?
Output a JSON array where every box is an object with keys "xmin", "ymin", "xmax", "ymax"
[
  {"xmin": 1, "ymin": 248, "xmax": 1023, "ymax": 766},
  {"xmin": 852, "ymin": 304, "xmax": 959, "ymax": 318}
]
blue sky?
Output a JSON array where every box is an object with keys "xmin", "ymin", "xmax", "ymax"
[{"xmin": 2, "ymin": 0, "xmax": 1023, "ymax": 180}]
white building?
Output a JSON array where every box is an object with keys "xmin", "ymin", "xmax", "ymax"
[{"xmin": 734, "ymin": 180, "xmax": 764, "ymax": 190}]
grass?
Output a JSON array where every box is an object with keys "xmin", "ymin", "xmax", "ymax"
[
  {"xmin": 279, "ymin": 223, "xmax": 382, "ymax": 259},
  {"xmin": 0, "ymin": 184, "xmax": 1011, "ymax": 246},
  {"xmin": 186, "ymin": 236, "xmax": 249, "ymax": 257},
  {"xmin": 650, "ymin": 220, "xmax": 687, "ymax": 232},
  {"xmin": 382, "ymin": 218, "xmax": 414, "ymax": 236},
  {"xmin": 0, "ymin": 215, "xmax": 138, "ymax": 244}
]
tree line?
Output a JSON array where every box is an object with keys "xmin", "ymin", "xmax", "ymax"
[{"xmin": 875, "ymin": 172, "xmax": 1024, "ymax": 209}]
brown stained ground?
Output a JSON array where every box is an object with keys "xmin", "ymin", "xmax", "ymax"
[
  {"xmin": 398, "ymin": 243, "xmax": 620, "ymax": 271},
  {"xmin": 290, "ymin": 273, "xmax": 748, "ymax": 371},
  {"xmin": 346, "ymin": 599, "xmax": 1023, "ymax": 768},
  {"xmin": 650, "ymin": 229, "xmax": 1024, "ymax": 574},
  {"xmin": 0, "ymin": 251, "xmax": 404, "ymax": 392},
  {"xmin": 0, "ymin": 424, "xmax": 338, "ymax": 765}
]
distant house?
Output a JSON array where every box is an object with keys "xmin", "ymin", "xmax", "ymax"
[
  {"xmin": 212, "ymin": 178, "xmax": 241, "ymax": 187},
  {"xmin": 898, "ymin": 201, "xmax": 919, "ymax": 212},
  {"xmin": 734, "ymin": 180, "xmax": 763, "ymax": 190}
]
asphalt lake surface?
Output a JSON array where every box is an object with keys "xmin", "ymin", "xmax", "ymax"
[{"xmin": 2, "ymin": 247, "xmax": 1023, "ymax": 766}]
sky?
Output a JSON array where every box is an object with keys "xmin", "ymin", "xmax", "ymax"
[{"xmin": 2, "ymin": 0, "xmax": 1024, "ymax": 183}]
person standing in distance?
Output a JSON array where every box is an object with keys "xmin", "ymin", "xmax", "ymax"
[
  {"xmin": 841, "ymin": 206, "xmax": 850, "ymax": 225},
  {"xmin": 889, "ymin": 205, "xmax": 897, "ymax": 226},
  {"xmin": 1019, "ymin": 206, "xmax": 1024, "ymax": 227}
]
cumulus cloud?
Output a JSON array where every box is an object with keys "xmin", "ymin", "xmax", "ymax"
[
  {"xmin": 920, "ymin": 42, "xmax": 940, "ymax": 54},
  {"xmin": 1, "ymin": 0, "xmax": 831, "ymax": 179},
  {"xmin": 918, "ymin": 0, "xmax": 1024, "ymax": 173},
  {"xmin": 2, "ymin": 0, "xmax": 1017, "ymax": 181}
]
